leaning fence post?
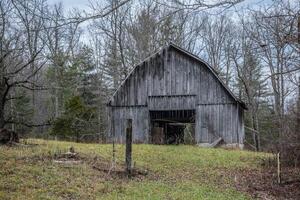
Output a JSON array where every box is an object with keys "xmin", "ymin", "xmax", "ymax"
[
  {"xmin": 277, "ymin": 152, "xmax": 281, "ymax": 184},
  {"xmin": 125, "ymin": 119, "xmax": 132, "ymax": 177}
]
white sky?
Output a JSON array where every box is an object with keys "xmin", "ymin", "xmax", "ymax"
[
  {"xmin": 46, "ymin": 0, "xmax": 298, "ymax": 20},
  {"xmin": 48, "ymin": 0, "xmax": 275, "ymax": 11},
  {"xmin": 48, "ymin": 0, "xmax": 91, "ymax": 11},
  {"xmin": 46, "ymin": 0, "xmax": 296, "ymax": 44}
]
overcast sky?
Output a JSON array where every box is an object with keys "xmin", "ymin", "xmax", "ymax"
[
  {"xmin": 46, "ymin": 0, "xmax": 295, "ymax": 44},
  {"xmin": 48, "ymin": 0, "xmax": 91, "ymax": 11},
  {"xmin": 47, "ymin": 0, "xmax": 277, "ymax": 12}
]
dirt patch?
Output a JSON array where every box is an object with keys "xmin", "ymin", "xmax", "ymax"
[
  {"xmin": 233, "ymin": 167, "xmax": 300, "ymax": 200},
  {"xmin": 51, "ymin": 151, "xmax": 150, "ymax": 180},
  {"xmin": 53, "ymin": 152, "xmax": 83, "ymax": 164},
  {"xmin": 17, "ymin": 146, "xmax": 152, "ymax": 181},
  {"xmin": 87, "ymin": 154, "xmax": 151, "ymax": 181}
]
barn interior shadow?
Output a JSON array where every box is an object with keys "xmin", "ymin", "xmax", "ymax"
[{"xmin": 150, "ymin": 110, "xmax": 195, "ymax": 145}]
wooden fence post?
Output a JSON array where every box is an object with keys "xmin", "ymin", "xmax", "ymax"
[
  {"xmin": 125, "ymin": 119, "xmax": 132, "ymax": 177},
  {"xmin": 277, "ymin": 152, "xmax": 281, "ymax": 184}
]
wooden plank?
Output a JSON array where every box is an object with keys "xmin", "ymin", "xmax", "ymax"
[
  {"xmin": 210, "ymin": 137, "xmax": 223, "ymax": 147},
  {"xmin": 148, "ymin": 95, "xmax": 196, "ymax": 110}
]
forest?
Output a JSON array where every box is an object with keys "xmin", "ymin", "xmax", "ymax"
[
  {"xmin": 0, "ymin": 0, "xmax": 299, "ymax": 162},
  {"xmin": 0, "ymin": 0, "xmax": 300, "ymax": 199}
]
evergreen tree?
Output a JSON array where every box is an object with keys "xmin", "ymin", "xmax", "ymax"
[
  {"xmin": 51, "ymin": 96, "xmax": 96, "ymax": 142},
  {"xmin": 235, "ymin": 43, "xmax": 268, "ymax": 150}
]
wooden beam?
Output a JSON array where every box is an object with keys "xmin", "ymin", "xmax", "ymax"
[
  {"xmin": 277, "ymin": 152, "xmax": 281, "ymax": 184},
  {"xmin": 125, "ymin": 119, "xmax": 132, "ymax": 177}
]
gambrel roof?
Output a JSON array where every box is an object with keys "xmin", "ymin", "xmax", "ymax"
[{"xmin": 109, "ymin": 42, "xmax": 246, "ymax": 109}]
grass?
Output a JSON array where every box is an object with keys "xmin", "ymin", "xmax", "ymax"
[{"xmin": 0, "ymin": 139, "xmax": 268, "ymax": 200}]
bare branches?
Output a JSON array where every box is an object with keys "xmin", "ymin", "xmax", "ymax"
[
  {"xmin": 7, "ymin": 49, "xmax": 43, "ymax": 76},
  {"xmin": 76, "ymin": 0, "xmax": 131, "ymax": 23},
  {"xmin": 154, "ymin": 0, "xmax": 243, "ymax": 15},
  {"xmin": 0, "ymin": 0, "xmax": 47, "ymax": 128},
  {"xmin": 262, "ymin": 67, "xmax": 300, "ymax": 83},
  {"xmin": 4, "ymin": 120, "xmax": 51, "ymax": 127},
  {"xmin": 42, "ymin": 0, "xmax": 132, "ymax": 30}
]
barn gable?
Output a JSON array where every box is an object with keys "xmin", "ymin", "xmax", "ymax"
[
  {"xmin": 109, "ymin": 43, "xmax": 244, "ymax": 108},
  {"xmin": 108, "ymin": 43, "xmax": 245, "ymax": 146}
]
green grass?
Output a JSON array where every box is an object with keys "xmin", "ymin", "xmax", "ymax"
[{"xmin": 0, "ymin": 139, "xmax": 268, "ymax": 200}]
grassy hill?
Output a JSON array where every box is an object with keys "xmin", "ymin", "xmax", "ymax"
[{"xmin": 0, "ymin": 140, "xmax": 269, "ymax": 200}]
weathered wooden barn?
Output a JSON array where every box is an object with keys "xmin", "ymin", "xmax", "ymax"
[{"xmin": 107, "ymin": 43, "xmax": 246, "ymax": 147}]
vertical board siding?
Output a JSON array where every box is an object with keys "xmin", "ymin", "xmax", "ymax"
[
  {"xmin": 108, "ymin": 45, "xmax": 244, "ymax": 145},
  {"xmin": 148, "ymin": 95, "xmax": 196, "ymax": 110},
  {"xmin": 196, "ymin": 103, "xmax": 243, "ymax": 144},
  {"xmin": 111, "ymin": 107, "xmax": 149, "ymax": 143},
  {"xmin": 110, "ymin": 47, "xmax": 235, "ymax": 107}
]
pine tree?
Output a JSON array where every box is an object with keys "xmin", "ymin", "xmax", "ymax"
[{"xmin": 235, "ymin": 43, "xmax": 268, "ymax": 150}]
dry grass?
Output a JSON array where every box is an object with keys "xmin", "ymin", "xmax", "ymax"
[{"xmin": 0, "ymin": 139, "xmax": 271, "ymax": 200}]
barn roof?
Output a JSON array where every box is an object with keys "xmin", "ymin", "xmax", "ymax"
[{"xmin": 109, "ymin": 42, "xmax": 247, "ymax": 109}]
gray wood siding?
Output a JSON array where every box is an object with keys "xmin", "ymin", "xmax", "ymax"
[
  {"xmin": 195, "ymin": 103, "xmax": 244, "ymax": 144},
  {"xmin": 110, "ymin": 47, "xmax": 235, "ymax": 107},
  {"xmin": 110, "ymin": 107, "xmax": 149, "ymax": 143},
  {"xmin": 108, "ymin": 44, "xmax": 245, "ymax": 145},
  {"xmin": 148, "ymin": 95, "xmax": 196, "ymax": 110}
]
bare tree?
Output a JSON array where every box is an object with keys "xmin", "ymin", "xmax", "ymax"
[
  {"xmin": 43, "ymin": 3, "xmax": 81, "ymax": 119},
  {"xmin": 230, "ymin": 27, "xmax": 267, "ymax": 150},
  {"xmin": 0, "ymin": 0, "xmax": 46, "ymax": 129},
  {"xmin": 89, "ymin": 0, "xmax": 132, "ymax": 89},
  {"xmin": 247, "ymin": 1, "xmax": 299, "ymax": 138},
  {"xmin": 201, "ymin": 15, "xmax": 235, "ymax": 84},
  {"xmin": 12, "ymin": 0, "xmax": 46, "ymax": 102},
  {"xmin": 154, "ymin": 0, "xmax": 242, "ymax": 17}
]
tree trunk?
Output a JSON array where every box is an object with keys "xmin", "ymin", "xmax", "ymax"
[
  {"xmin": 0, "ymin": 106, "xmax": 4, "ymax": 129},
  {"xmin": 253, "ymin": 114, "xmax": 260, "ymax": 151},
  {"xmin": 297, "ymin": 77, "xmax": 300, "ymax": 136},
  {"xmin": 76, "ymin": 132, "xmax": 79, "ymax": 143},
  {"xmin": 250, "ymin": 107, "xmax": 260, "ymax": 151},
  {"xmin": 0, "ymin": 80, "xmax": 6, "ymax": 129},
  {"xmin": 0, "ymin": 128, "xmax": 19, "ymax": 144}
]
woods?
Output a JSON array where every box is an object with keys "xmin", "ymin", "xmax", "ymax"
[
  {"xmin": 0, "ymin": 1, "xmax": 300, "ymax": 199},
  {"xmin": 0, "ymin": 0, "xmax": 299, "ymax": 161}
]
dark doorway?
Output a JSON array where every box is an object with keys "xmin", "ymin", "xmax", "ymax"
[{"xmin": 150, "ymin": 110, "xmax": 195, "ymax": 144}]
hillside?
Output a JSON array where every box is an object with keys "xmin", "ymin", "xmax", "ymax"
[{"xmin": 0, "ymin": 140, "xmax": 293, "ymax": 200}]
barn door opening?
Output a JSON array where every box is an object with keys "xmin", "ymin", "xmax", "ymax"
[{"xmin": 150, "ymin": 110, "xmax": 195, "ymax": 144}]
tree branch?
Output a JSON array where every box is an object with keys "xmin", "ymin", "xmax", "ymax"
[
  {"xmin": 5, "ymin": 120, "xmax": 51, "ymax": 128},
  {"xmin": 7, "ymin": 49, "xmax": 43, "ymax": 76}
]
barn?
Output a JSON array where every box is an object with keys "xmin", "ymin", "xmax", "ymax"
[{"xmin": 107, "ymin": 43, "xmax": 246, "ymax": 148}]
